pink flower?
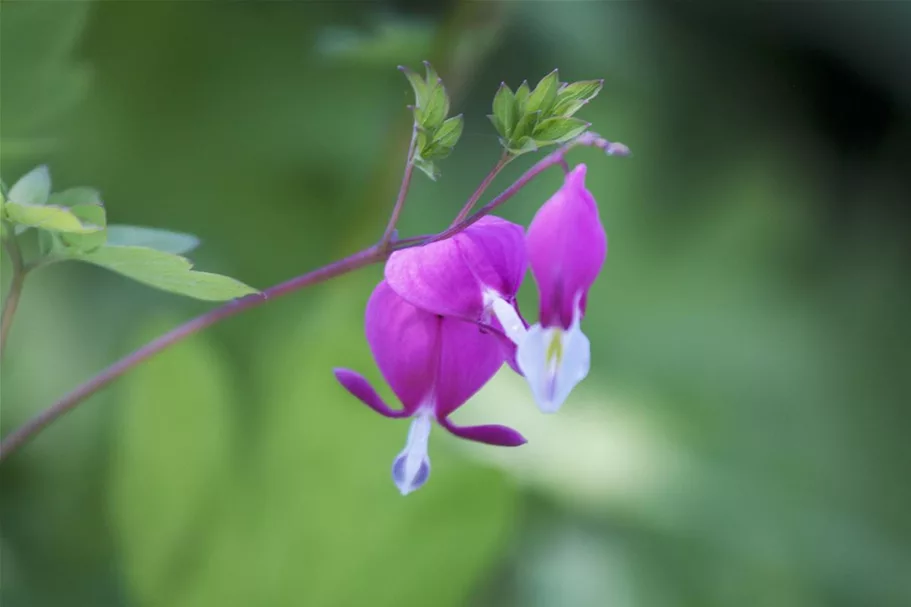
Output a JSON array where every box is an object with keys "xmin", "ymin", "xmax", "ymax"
[
  {"xmin": 334, "ymin": 280, "xmax": 525, "ymax": 495},
  {"xmin": 515, "ymin": 163, "xmax": 606, "ymax": 413}
]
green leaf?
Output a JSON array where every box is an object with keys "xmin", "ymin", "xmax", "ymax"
[
  {"xmin": 399, "ymin": 65, "xmax": 428, "ymax": 109},
  {"xmin": 532, "ymin": 116, "xmax": 591, "ymax": 144},
  {"xmin": 105, "ymin": 225, "xmax": 200, "ymax": 255},
  {"xmin": 413, "ymin": 156, "xmax": 440, "ymax": 181},
  {"xmin": 511, "ymin": 110, "xmax": 541, "ymax": 142},
  {"xmin": 110, "ymin": 318, "xmax": 234, "ymax": 606},
  {"xmin": 488, "ymin": 114, "xmax": 507, "ymax": 139},
  {"xmin": 525, "ymin": 69, "xmax": 559, "ymax": 116},
  {"xmin": 71, "ymin": 245, "xmax": 258, "ymax": 301},
  {"xmin": 514, "ymin": 80, "xmax": 531, "ymax": 115},
  {"xmin": 508, "ymin": 136, "xmax": 539, "ymax": 156},
  {"xmin": 552, "ymin": 79, "xmax": 603, "ymax": 117},
  {"xmin": 421, "ymin": 78, "xmax": 449, "ymax": 129},
  {"xmin": 59, "ymin": 199, "xmax": 107, "ymax": 252},
  {"xmin": 433, "ymin": 114, "xmax": 463, "ymax": 149},
  {"xmin": 8, "ymin": 165, "xmax": 51, "ymax": 205},
  {"xmin": 5, "ymin": 200, "xmax": 102, "ymax": 233},
  {"xmin": 492, "ymin": 83, "xmax": 516, "ymax": 137}
]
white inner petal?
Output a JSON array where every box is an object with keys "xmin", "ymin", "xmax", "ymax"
[
  {"xmin": 516, "ymin": 310, "xmax": 591, "ymax": 414},
  {"xmin": 391, "ymin": 412, "xmax": 433, "ymax": 495},
  {"xmin": 487, "ymin": 293, "xmax": 527, "ymax": 344}
]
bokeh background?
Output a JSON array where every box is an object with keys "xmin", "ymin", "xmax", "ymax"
[{"xmin": 2, "ymin": 1, "xmax": 910, "ymax": 606}]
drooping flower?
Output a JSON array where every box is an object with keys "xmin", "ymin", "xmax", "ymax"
[
  {"xmin": 384, "ymin": 215, "xmax": 530, "ymax": 365},
  {"xmin": 515, "ymin": 163, "xmax": 606, "ymax": 413},
  {"xmin": 334, "ymin": 280, "xmax": 526, "ymax": 495}
]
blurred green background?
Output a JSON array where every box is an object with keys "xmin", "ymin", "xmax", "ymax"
[{"xmin": 2, "ymin": 1, "xmax": 910, "ymax": 606}]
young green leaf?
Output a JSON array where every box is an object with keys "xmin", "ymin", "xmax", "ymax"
[
  {"xmin": 525, "ymin": 69, "xmax": 559, "ymax": 116},
  {"xmin": 420, "ymin": 79, "xmax": 449, "ymax": 129},
  {"xmin": 59, "ymin": 199, "xmax": 107, "ymax": 252},
  {"xmin": 510, "ymin": 110, "xmax": 541, "ymax": 142},
  {"xmin": 492, "ymin": 83, "xmax": 516, "ymax": 138},
  {"xmin": 412, "ymin": 156, "xmax": 440, "ymax": 181},
  {"xmin": 8, "ymin": 165, "xmax": 51, "ymax": 206},
  {"xmin": 105, "ymin": 225, "xmax": 200, "ymax": 255},
  {"xmin": 422, "ymin": 60, "xmax": 440, "ymax": 87},
  {"xmin": 507, "ymin": 136, "xmax": 538, "ymax": 156},
  {"xmin": 488, "ymin": 114, "xmax": 507, "ymax": 139},
  {"xmin": 514, "ymin": 81, "xmax": 531, "ymax": 116},
  {"xmin": 399, "ymin": 65, "xmax": 429, "ymax": 109},
  {"xmin": 71, "ymin": 245, "xmax": 257, "ymax": 301},
  {"xmin": 551, "ymin": 79, "xmax": 603, "ymax": 117},
  {"xmin": 433, "ymin": 114, "xmax": 463, "ymax": 149},
  {"xmin": 532, "ymin": 116, "xmax": 591, "ymax": 144},
  {"xmin": 4, "ymin": 200, "xmax": 102, "ymax": 233}
]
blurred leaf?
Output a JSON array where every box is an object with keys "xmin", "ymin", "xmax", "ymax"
[
  {"xmin": 433, "ymin": 114, "xmax": 464, "ymax": 149},
  {"xmin": 105, "ymin": 225, "xmax": 200, "ymax": 255},
  {"xmin": 525, "ymin": 69, "xmax": 560, "ymax": 116},
  {"xmin": 508, "ymin": 136, "xmax": 539, "ymax": 156},
  {"xmin": 492, "ymin": 83, "xmax": 516, "ymax": 137},
  {"xmin": 70, "ymin": 246, "xmax": 257, "ymax": 301},
  {"xmin": 533, "ymin": 116, "xmax": 591, "ymax": 144},
  {"xmin": 0, "ymin": 1, "xmax": 92, "ymax": 161},
  {"xmin": 5, "ymin": 201, "xmax": 102, "ymax": 234},
  {"xmin": 8, "ymin": 165, "xmax": 51, "ymax": 206},
  {"xmin": 316, "ymin": 21, "xmax": 434, "ymax": 67},
  {"xmin": 552, "ymin": 79, "xmax": 604, "ymax": 117},
  {"xmin": 58, "ymin": 199, "xmax": 106, "ymax": 252},
  {"xmin": 110, "ymin": 319, "xmax": 234, "ymax": 605}
]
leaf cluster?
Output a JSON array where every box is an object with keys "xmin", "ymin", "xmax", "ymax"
[{"xmin": 400, "ymin": 62, "xmax": 464, "ymax": 180}]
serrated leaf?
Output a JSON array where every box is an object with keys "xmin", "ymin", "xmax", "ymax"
[
  {"xmin": 106, "ymin": 225, "xmax": 200, "ymax": 255},
  {"xmin": 492, "ymin": 83, "xmax": 516, "ymax": 137},
  {"xmin": 71, "ymin": 245, "xmax": 257, "ymax": 301},
  {"xmin": 514, "ymin": 81, "xmax": 531, "ymax": 116},
  {"xmin": 510, "ymin": 110, "xmax": 541, "ymax": 142},
  {"xmin": 111, "ymin": 318, "xmax": 234, "ymax": 605},
  {"xmin": 525, "ymin": 70, "xmax": 559, "ymax": 116},
  {"xmin": 532, "ymin": 116, "xmax": 591, "ymax": 144},
  {"xmin": 552, "ymin": 79, "xmax": 603, "ymax": 117},
  {"xmin": 399, "ymin": 65, "xmax": 428, "ymax": 109},
  {"xmin": 8, "ymin": 165, "xmax": 51, "ymax": 205},
  {"xmin": 413, "ymin": 156, "xmax": 440, "ymax": 181},
  {"xmin": 433, "ymin": 114, "xmax": 463, "ymax": 149},
  {"xmin": 5, "ymin": 200, "xmax": 102, "ymax": 233}
]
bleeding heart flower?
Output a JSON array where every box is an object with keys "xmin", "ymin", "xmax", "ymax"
[
  {"xmin": 384, "ymin": 215, "xmax": 529, "ymax": 369},
  {"xmin": 515, "ymin": 163, "xmax": 606, "ymax": 413},
  {"xmin": 334, "ymin": 280, "xmax": 526, "ymax": 495}
]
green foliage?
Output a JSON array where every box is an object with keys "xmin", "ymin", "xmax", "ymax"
[
  {"xmin": 490, "ymin": 70, "xmax": 603, "ymax": 157},
  {"xmin": 401, "ymin": 62, "xmax": 463, "ymax": 180},
  {"xmin": 70, "ymin": 246, "xmax": 257, "ymax": 301},
  {"xmin": 1, "ymin": 165, "xmax": 251, "ymax": 301},
  {"xmin": 0, "ymin": 0, "xmax": 93, "ymax": 161},
  {"xmin": 105, "ymin": 225, "xmax": 200, "ymax": 255},
  {"xmin": 110, "ymin": 319, "xmax": 234, "ymax": 605},
  {"xmin": 110, "ymin": 285, "xmax": 517, "ymax": 607}
]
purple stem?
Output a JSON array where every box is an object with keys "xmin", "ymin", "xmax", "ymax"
[{"xmin": 0, "ymin": 132, "xmax": 627, "ymax": 462}]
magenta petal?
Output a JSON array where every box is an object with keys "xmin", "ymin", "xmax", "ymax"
[
  {"xmin": 385, "ymin": 216, "xmax": 527, "ymax": 321},
  {"xmin": 526, "ymin": 163, "xmax": 607, "ymax": 328},
  {"xmin": 333, "ymin": 368, "xmax": 407, "ymax": 418},
  {"xmin": 365, "ymin": 281, "xmax": 440, "ymax": 414},
  {"xmin": 439, "ymin": 417, "xmax": 527, "ymax": 447},
  {"xmin": 433, "ymin": 316, "xmax": 506, "ymax": 418}
]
